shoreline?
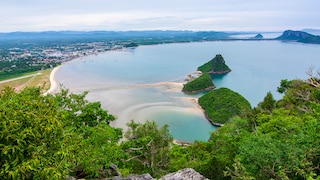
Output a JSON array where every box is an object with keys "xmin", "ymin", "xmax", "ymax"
[{"xmin": 44, "ymin": 65, "xmax": 61, "ymax": 95}]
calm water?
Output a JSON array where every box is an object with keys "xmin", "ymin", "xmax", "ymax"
[{"xmin": 55, "ymin": 41, "xmax": 320, "ymax": 142}]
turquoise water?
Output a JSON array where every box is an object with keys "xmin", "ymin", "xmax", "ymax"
[{"xmin": 55, "ymin": 41, "xmax": 320, "ymax": 142}]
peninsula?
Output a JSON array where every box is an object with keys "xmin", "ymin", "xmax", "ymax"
[{"xmin": 182, "ymin": 54, "xmax": 231, "ymax": 93}]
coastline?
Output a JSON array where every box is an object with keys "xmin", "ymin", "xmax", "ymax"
[{"xmin": 44, "ymin": 65, "xmax": 61, "ymax": 95}]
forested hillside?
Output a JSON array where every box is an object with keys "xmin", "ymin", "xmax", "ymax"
[
  {"xmin": 198, "ymin": 87, "xmax": 252, "ymax": 125},
  {"xmin": 198, "ymin": 54, "xmax": 231, "ymax": 74},
  {"xmin": 182, "ymin": 72, "xmax": 215, "ymax": 93},
  {"xmin": 1, "ymin": 71, "xmax": 320, "ymax": 179}
]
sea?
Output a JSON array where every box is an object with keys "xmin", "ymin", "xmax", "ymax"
[{"xmin": 54, "ymin": 39, "xmax": 320, "ymax": 142}]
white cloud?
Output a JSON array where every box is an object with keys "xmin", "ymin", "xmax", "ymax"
[{"xmin": 0, "ymin": 0, "xmax": 319, "ymax": 32}]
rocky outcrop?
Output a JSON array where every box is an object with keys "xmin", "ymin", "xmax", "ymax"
[
  {"xmin": 108, "ymin": 174, "xmax": 154, "ymax": 180},
  {"xmin": 68, "ymin": 168, "xmax": 208, "ymax": 180},
  {"xmin": 160, "ymin": 168, "xmax": 209, "ymax": 180}
]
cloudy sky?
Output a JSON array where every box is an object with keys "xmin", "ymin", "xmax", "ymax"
[{"xmin": 0, "ymin": 0, "xmax": 319, "ymax": 32}]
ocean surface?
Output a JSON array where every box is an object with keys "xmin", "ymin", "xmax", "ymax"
[{"xmin": 54, "ymin": 40, "xmax": 320, "ymax": 142}]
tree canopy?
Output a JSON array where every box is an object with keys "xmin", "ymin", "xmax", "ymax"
[
  {"xmin": 198, "ymin": 87, "xmax": 252, "ymax": 124},
  {"xmin": 182, "ymin": 72, "xmax": 215, "ymax": 93},
  {"xmin": 197, "ymin": 54, "xmax": 231, "ymax": 74},
  {"xmin": 0, "ymin": 87, "xmax": 122, "ymax": 179}
]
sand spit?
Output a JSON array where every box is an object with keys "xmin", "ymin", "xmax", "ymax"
[{"xmin": 43, "ymin": 66, "xmax": 60, "ymax": 95}]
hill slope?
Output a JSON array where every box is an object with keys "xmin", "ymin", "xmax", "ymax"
[
  {"xmin": 182, "ymin": 72, "xmax": 215, "ymax": 93},
  {"xmin": 198, "ymin": 87, "xmax": 252, "ymax": 125},
  {"xmin": 197, "ymin": 54, "xmax": 231, "ymax": 74},
  {"xmin": 276, "ymin": 30, "xmax": 320, "ymax": 44}
]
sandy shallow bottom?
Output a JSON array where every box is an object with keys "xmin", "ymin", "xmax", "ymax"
[
  {"xmin": 50, "ymin": 69, "xmax": 216, "ymax": 141},
  {"xmin": 83, "ymin": 82, "xmax": 201, "ymax": 129},
  {"xmin": 79, "ymin": 81, "xmax": 215, "ymax": 141}
]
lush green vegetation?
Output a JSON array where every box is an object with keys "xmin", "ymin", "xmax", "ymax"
[
  {"xmin": 182, "ymin": 72, "xmax": 215, "ymax": 93},
  {"xmin": 0, "ymin": 87, "xmax": 173, "ymax": 179},
  {"xmin": 1, "ymin": 72, "xmax": 320, "ymax": 179},
  {"xmin": 198, "ymin": 54, "xmax": 231, "ymax": 74},
  {"xmin": 198, "ymin": 87, "xmax": 252, "ymax": 124},
  {"xmin": 170, "ymin": 76, "xmax": 320, "ymax": 179},
  {"xmin": 0, "ymin": 87, "xmax": 123, "ymax": 179},
  {"xmin": 121, "ymin": 120, "xmax": 173, "ymax": 177}
]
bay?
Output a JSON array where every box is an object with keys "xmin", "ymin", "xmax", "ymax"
[{"xmin": 54, "ymin": 40, "xmax": 320, "ymax": 142}]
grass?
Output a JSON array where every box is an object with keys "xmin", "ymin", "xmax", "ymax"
[
  {"xmin": 0, "ymin": 69, "xmax": 52, "ymax": 92},
  {"xmin": 0, "ymin": 70, "xmax": 40, "ymax": 81}
]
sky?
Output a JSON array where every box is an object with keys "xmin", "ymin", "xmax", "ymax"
[{"xmin": 0, "ymin": 0, "xmax": 319, "ymax": 32}]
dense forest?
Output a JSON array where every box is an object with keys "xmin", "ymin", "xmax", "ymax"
[
  {"xmin": 182, "ymin": 72, "xmax": 215, "ymax": 93},
  {"xmin": 198, "ymin": 87, "xmax": 252, "ymax": 125},
  {"xmin": 1, "ymin": 71, "xmax": 320, "ymax": 179},
  {"xmin": 198, "ymin": 54, "xmax": 231, "ymax": 74}
]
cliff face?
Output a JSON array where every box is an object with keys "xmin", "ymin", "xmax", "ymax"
[{"xmin": 276, "ymin": 30, "xmax": 320, "ymax": 44}]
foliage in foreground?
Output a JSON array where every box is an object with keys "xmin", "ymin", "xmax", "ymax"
[
  {"xmin": 0, "ymin": 87, "xmax": 122, "ymax": 179},
  {"xmin": 170, "ymin": 77, "xmax": 320, "ymax": 179},
  {"xmin": 121, "ymin": 120, "xmax": 173, "ymax": 178}
]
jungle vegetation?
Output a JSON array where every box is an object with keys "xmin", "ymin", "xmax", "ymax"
[
  {"xmin": 198, "ymin": 87, "xmax": 252, "ymax": 125},
  {"xmin": 182, "ymin": 72, "xmax": 215, "ymax": 93},
  {"xmin": 197, "ymin": 54, "xmax": 231, "ymax": 74}
]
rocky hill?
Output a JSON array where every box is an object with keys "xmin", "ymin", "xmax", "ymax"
[
  {"xmin": 197, "ymin": 54, "xmax": 231, "ymax": 74},
  {"xmin": 276, "ymin": 30, "xmax": 320, "ymax": 44}
]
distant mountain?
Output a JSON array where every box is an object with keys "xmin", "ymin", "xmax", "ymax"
[
  {"xmin": 276, "ymin": 30, "xmax": 320, "ymax": 44},
  {"xmin": 252, "ymin": 33, "xmax": 263, "ymax": 39},
  {"xmin": 0, "ymin": 30, "xmax": 230, "ymax": 48}
]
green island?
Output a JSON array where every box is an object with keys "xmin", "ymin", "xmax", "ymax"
[
  {"xmin": 198, "ymin": 87, "xmax": 252, "ymax": 126},
  {"xmin": 181, "ymin": 54, "xmax": 231, "ymax": 93},
  {"xmin": 197, "ymin": 54, "xmax": 231, "ymax": 74},
  {"xmin": 182, "ymin": 72, "xmax": 215, "ymax": 93}
]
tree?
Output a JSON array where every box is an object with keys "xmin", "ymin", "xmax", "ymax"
[
  {"xmin": 0, "ymin": 87, "xmax": 122, "ymax": 179},
  {"xmin": 257, "ymin": 91, "xmax": 276, "ymax": 112},
  {"xmin": 121, "ymin": 120, "xmax": 173, "ymax": 177}
]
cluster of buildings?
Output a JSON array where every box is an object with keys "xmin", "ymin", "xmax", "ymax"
[{"xmin": 0, "ymin": 42, "xmax": 122, "ymax": 71}]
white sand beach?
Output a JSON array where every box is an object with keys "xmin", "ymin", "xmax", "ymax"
[{"xmin": 44, "ymin": 66, "xmax": 60, "ymax": 95}]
